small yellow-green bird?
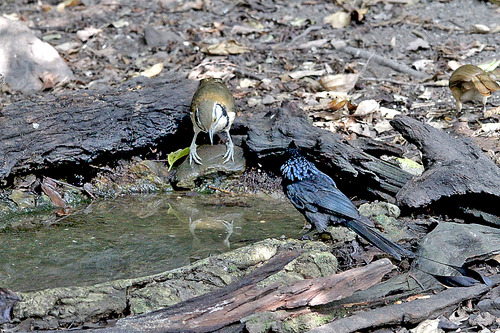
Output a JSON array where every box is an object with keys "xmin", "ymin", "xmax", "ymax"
[{"xmin": 189, "ymin": 78, "xmax": 236, "ymax": 165}]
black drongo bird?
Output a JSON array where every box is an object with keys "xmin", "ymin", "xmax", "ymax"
[{"xmin": 280, "ymin": 147, "xmax": 412, "ymax": 261}]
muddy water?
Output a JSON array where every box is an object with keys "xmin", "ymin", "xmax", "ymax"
[{"xmin": 0, "ymin": 193, "xmax": 305, "ymax": 292}]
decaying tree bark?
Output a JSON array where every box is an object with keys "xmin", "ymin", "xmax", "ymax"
[
  {"xmin": 84, "ymin": 257, "xmax": 394, "ymax": 333},
  {"xmin": 307, "ymin": 274, "xmax": 500, "ymax": 333},
  {"xmin": 0, "ymin": 74, "xmax": 197, "ymax": 182},
  {"xmin": 243, "ymin": 101, "xmax": 413, "ymax": 197},
  {"xmin": 391, "ymin": 116, "xmax": 500, "ymax": 214}
]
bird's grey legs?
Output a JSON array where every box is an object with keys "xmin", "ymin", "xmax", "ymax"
[
  {"xmin": 189, "ymin": 129, "xmax": 202, "ymax": 165},
  {"xmin": 223, "ymin": 129, "xmax": 234, "ymax": 163}
]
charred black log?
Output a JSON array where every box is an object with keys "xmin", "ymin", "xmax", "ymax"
[
  {"xmin": 0, "ymin": 74, "xmax": 197, "ymax": 183},
  {"xmin": 243, "ymin": 101, "xmax": 413, "ymax": 199},
  {"xmin": 391, "ymin": 116, "xmax": 500, "ymax": 218}
]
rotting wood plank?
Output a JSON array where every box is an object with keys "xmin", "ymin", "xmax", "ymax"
[{"xmin": 83, "ymin": 257, "xmax": 394, "ymax": 333}]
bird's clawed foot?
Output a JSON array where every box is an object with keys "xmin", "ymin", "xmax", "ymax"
[
  {"xmin": 189, "ymin": 145, "xmax": 203, "ymax": 165},
  {"xmin": 223, "ymin": 139, "xmax": 234, "ymax": 163}
]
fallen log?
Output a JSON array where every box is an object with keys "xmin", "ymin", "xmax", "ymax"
[
  {"xmin": 1, "ymin": 77, "xmax": 412, "ymax": 200},
  {"xmin": 0, "ymin": 74, "xmax": 197, "ymax": 182},
  {"xmin": 88, "ymin": 258, "xmax": 394, "ymax": 333},
  {"xmin": 391, "ymin": 116, "xmax": 500, "ymax": 216},
  {"xmin": 243, "ymin": 101, "xmax": 413, "ymax": 198},
  {"xmin": 307, "ymin": 273, "xmax": 500, "ymax": 333}
]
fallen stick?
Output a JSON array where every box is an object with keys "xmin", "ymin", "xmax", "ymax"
[
  {"xmin": 331, "ymin": 40, "xmax": 429, "ymax": 80},
  {"xmin": 307, "ymin": 274, "xmax": 500, "ymax": 333}
]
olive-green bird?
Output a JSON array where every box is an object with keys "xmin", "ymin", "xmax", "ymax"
[
  {"xmin": 449, "ymin": 64, "xmax": 500, "ymax": 113},
  {"xmin": 189, "ymin": 78, "xmax": 236, "ymax": 165}
]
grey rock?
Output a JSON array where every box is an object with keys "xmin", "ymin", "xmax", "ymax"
[
  {"xmin": 144, "ymin": 26, "xmax": 183, "ymax": 48},
  {"xmin": 174, "ymin": 145, "xmax": 245, "ymax": 189},
  {"xmin": 413, "ymin": 222, "xmax": 500, "ymax": 289},
  {"xmin": 0, "ymin": 17, "xmax": 74, "ymax": 92}
]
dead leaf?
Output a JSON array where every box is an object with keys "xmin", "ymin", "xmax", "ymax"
[
  {"xmin": 490, "ymin": 253, "xmax": 500, "ymax": 264},
  {"xmin": 351, "ymin": 99, "xmax": 379, "ymax": 117},
  {"xmin": 231, "ymin": 24, "xmax": 263, "ymax": 35},
  {"xmin": 295, "ymin": 39, "xmax": 329, "ymax": 49},
  {"xmin": 374, "ymin": 120, "xmax": 392, "ymax": 133},
  {"xmin": 470, "ymin": 24, "xmax": 490, "ymax": 34},
  {"xmin": 346, "ymin": 100, "xmax": 357, "ymax": 112},
  {"xmin": 56, "ymin": 0, "xmax": 82, "ymax": 12},
  {"xmin": 169, "ymin": 0, "xmax": 204, "ymax": 12},
  {"xmin": 418, "ymin": 88, "xmax": 432, "ymax": 100},
  {"xmin": 319, "ymin": 73, "xmax": 359, "ymax": 92},
  {"xmin": 140, "ymin": 63, "xmax": 164, "ymax": 78},
  {"xmin": 346, "ymin": 119, "xmax": 375, "ymax": 138},
  {"xmin": 448, "ymin": 60, "xmax": 462, "ymax": 71},
  {"xmin": 202, "ymin": 40, "xmax": 251, "ymax": 55},
  {"xmin": 76, "ymin": 27, "xmax": 102, "ymax": 42},
  {"xmin": 288, "ymin": 70, "xmax": 326, "ymax": 80},
  {"xmin": 41, "ymin": 178, "xmax": 67, "ymax": 208},
  {"xmin": 484, "ymin": 105, "xmax": 500, "ymax": 118},
  {"xmin": 406, "ymin": 38, "xmax": 430, "ymax": 51},
  {"xmin": 324, "ymin": 11, "xmax": 351, "ymax": 29},
  {"xmin": 380, "ymin": 107, "xmax": 401, "ymax": 119},
  {"xmin": 239, "ymin": 78, "xmax": 258, "ymax": 88},
  {"xmin": 412, "ymin": 59, "xmax": 433, "ymax": 71},
  {"xmin": 112, "ymin": 19, "xmax": 129, "ymax": 28},
  {"xmin": 39, "ymin": 72, "xmax": 61, "ymax": 90},
  {"xmin": 409, "ymin": 318, "xmax": 440, "ymax": 333},
  {"xmin": 479, "ymin": 123, "xmax": 500, "ymax": 133},
  {"xmin": 328, "ymin": 99, "xmax": 347, "ymax": 111}
]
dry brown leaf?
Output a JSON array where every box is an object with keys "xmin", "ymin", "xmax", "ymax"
[
  {"xmin": 410, "ymin": 318, "xmax": 440, "ymax": 333},
  {"xmin": 351, "ymin": 99, "xmax": 379, "ymax": 117},
  {"xmin": 328, "ymin": 99, "xmax": 347, "ymax": 111},
  {"xmin": 406, "ymin": 38, "xmax": 430, "ymax": 51},
  {"xmin": 239, "ymin": 78, "xmax": 258, "ymax": 88},
  {"xmin": 39, "ymin": 72, "xmax": 60, "ymax": 90},
  {"xmin": 140, "ymin": 63, "xmax": 164, "ymax": 78},
  {"xmin": 202, "ymin": 40, "xmax": 251, "ymax": 55},
  {"xmin": 374, "ymin": 120, "xmax": 392, "ymax": 133},
  {"xmin": 380, "ymin": 107, "xmax": 401, "ymax": 119},
  {"xmin": 41, "ymin": 178, "xmax": 67, "ymax": 208},
  {"xmin": 288, "ymin": 70, "xmax": 326, "ymax": 80},
  {"xmin": 484, "ymin": 105, "xmax": 500, "ymax": 118},
  {"xmin": 319, "ymin": 73, "xmax": 359, "ymax": 92},
  {"xmin": 324, "ymin": 11, "xmax": 351, "ymax": 29},
  {"xmin": 76, "ymin": 27, "xmax": 102, "ymax": 42},
  {"xmin": 470, "ymin": 24, "xmax": 490, "ymax": 34},
  {"xmin": 56, "ymin": 0, "xmax": 82, "ymax": 11}
]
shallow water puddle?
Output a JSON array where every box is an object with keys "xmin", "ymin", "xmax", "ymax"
[{"xmin": 0, "ymin": 193, "xmax": 305, "ymax": 291}]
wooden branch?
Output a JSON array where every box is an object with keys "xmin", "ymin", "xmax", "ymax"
[
  {"xmin": 307, "ymin": 274, "xmax": 500, "ymax": 333},
  {"xmin": 0, "ymin": 74, "xmax": 197, "ymax": 182},
  {"xmin": 94, "ymin": 259, "xmax": 394, "ymax": 333},
  {"xmin": 331, "ymin": 41, "xmax": 429, "ymax": 80},
  {"xmin": 390, "ymin": 116, "xmax": 500, "ymax": 213}
]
